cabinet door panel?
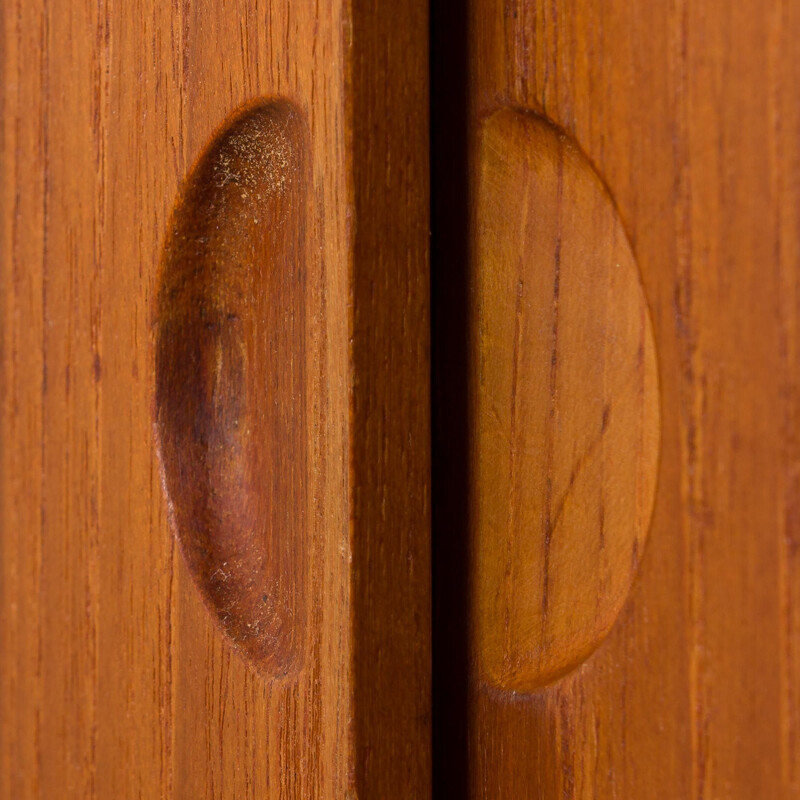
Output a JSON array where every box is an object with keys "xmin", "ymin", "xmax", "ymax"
[
  {"xmin": 0, "ymin": 1, "xmax": 430, "ymax": 797},
  {"xmin": 433, "ymin": 0, "xmax": 800, "ymax": 797}
]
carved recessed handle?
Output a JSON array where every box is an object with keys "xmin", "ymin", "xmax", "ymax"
[
  {"xmin": 471, "ymin": 109, "xmax": 660, "ymax": 691},
  {"xmin": 155, "ymin": 100, "xmax": 309, "ymax": 677}
]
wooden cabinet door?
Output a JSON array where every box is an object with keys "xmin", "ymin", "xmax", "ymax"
[
  {"xmin": 433, "ymin": 0, "xmax": 800, "ymax": 797},
  {"xmin": 0, "ymin": 1, "xmax": 429, "ymax": 797},
  {"xmin": 2, "ymin": 0, "xmax": 799, "ymax": 797}
]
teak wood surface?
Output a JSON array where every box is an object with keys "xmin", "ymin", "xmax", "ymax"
[
  {"xmin": 432, "ymin": 0, "xmax": 800, "ymax": 797},
  {"xmin": 2, "ymin": 0, "xmax": 800, "ymax": 797},
  {"xmin": 0, "ymin": 0, "xmax": 429, "ymax": 797}
]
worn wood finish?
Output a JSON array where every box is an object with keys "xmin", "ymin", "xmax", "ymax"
[
  {"xmin": 156, "ymin": 100, "xmax": 311, "ymax": 677},
  {"xmin": 471, "ymin": 108, "xmax": 659, "ymax": 692},
  {"xmin": 0, "ymin": 1, "xmax": 429, "ymax": 798},
  {"xmin": 433, "ymin": 0, "xmax": 800, "ymax": 796}
]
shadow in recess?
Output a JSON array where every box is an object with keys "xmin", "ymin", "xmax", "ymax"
[{"xmin": 431, "ymin": 0, "xmax": 471, "ymax": 795}]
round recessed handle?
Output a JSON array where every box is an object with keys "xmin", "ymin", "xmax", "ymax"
[
  {"xmin": 470, "ymin": 109, "xmax": 660, "ymax": 691},
  {"xmin": 155, "ymin": 100, "xmax": 310, "ymax": 677}
]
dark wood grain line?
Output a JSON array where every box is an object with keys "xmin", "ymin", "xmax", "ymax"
[{"xmin": 540, "ymin": 142, "xmax": 564, "ymax": 628}]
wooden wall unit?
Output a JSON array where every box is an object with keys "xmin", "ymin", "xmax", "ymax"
[{"xmin": 3, "ymin": 0, "xmax": 800, "ymax": 796}]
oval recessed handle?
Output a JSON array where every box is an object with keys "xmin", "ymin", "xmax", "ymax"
[
  {"xmin": 155, "ymin": 99, "xmax": 309, "ymax": 677},
  {"xmin": 471, "ymin": 109, "xmax": 660, "ymax": 691}
]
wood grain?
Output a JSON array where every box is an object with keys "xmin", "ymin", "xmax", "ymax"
[
  {"xmin": 0, "ymin": 0, "xmax": 429, "ymax": 797},
  {"xmin": 433, "ymin": 0, "xmax": 800, "ymax": 796},
  {"xmin": 471, "ymin": 108, "xmax": 659, "ymax": 691}
]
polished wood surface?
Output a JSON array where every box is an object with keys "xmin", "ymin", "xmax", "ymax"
[
  {"xmin": 0, "ymin": 0, "xmax": 429, "ymax": 797},
  {"xmin": 433, "ymin": 0, "xmax": 800, "ymax": 796}
]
